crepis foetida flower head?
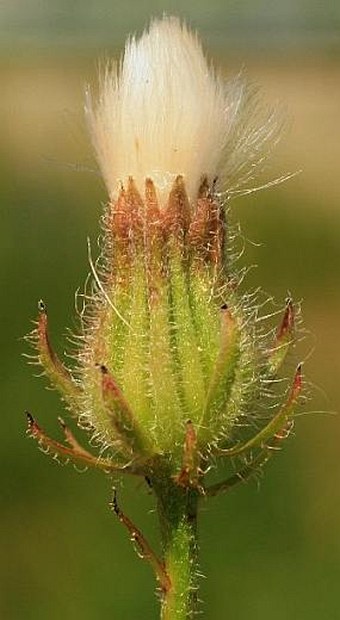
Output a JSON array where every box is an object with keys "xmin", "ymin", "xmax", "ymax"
[{"xmin": 27, "ymin": 16, "xmax": 303, "ymax": 619}]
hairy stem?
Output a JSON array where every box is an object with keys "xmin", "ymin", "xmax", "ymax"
[{"xmin": 153, "ymin": 475, "xmax": 199, "ymax": 620}]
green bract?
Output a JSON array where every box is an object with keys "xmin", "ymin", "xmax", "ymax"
[{"xmin": 28, "ymin": 175, "xmax": 301, "ymax": 481}]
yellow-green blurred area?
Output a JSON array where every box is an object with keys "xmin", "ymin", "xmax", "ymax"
[{"xmin": 1, "ymin": 1, "xmax": 340, "ymax": 618}]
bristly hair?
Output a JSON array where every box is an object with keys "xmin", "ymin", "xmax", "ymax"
[{"xmin": 85, "ymin": 16, "xmax": 279, "ymax": 207}]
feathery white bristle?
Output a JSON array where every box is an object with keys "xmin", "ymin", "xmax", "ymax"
[{"xmin": 85, "ymin": 16, "xmax": 277, "ymax": 206}]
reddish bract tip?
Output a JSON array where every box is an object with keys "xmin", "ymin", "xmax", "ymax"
[
  {"xmin": 277, "ymin": 298, "xmax": 294, "ymax": 341},
  {"xmin": 291, "ymin": 363, "xmax": 303, "ymax": 402},
  {"xmin": 100, "ymin": 365, "xmax": 121, "ymax": 399},
  {"xmin": 26, "ymin": 410, "xmax": 35, "ymax": 429}
]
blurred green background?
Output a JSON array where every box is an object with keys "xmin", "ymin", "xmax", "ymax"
[{"xmin": 1, "ymin": 1, "xmax": 340, "ymax": 618}]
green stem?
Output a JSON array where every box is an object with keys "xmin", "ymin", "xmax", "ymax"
[{"xmin": 153, "ymin": 476, "xmax": 199, "ymax": 620}]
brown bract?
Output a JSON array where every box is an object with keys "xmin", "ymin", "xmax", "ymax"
[{"xmin": 104, "ymin": 175, "xmax": 225, "ymax": 279}]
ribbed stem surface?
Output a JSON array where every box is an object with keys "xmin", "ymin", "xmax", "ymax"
[{"xmin": 154, "ymin": 477, "xmax": 199, "ymax": 620}]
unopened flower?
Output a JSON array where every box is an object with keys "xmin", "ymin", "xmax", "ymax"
[{"xmin": 26, "ymin": 16, "xmax": 303, "ymax": 620}]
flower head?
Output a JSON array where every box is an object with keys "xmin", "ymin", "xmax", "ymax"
[{"xmin": 28, "ymin": 15, "xmax": 300, "ymax": 486}]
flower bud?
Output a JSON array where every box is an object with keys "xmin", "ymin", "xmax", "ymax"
[{"xmin": 28, "ymin": 16, "xmax": 301, "ymax": 485}]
